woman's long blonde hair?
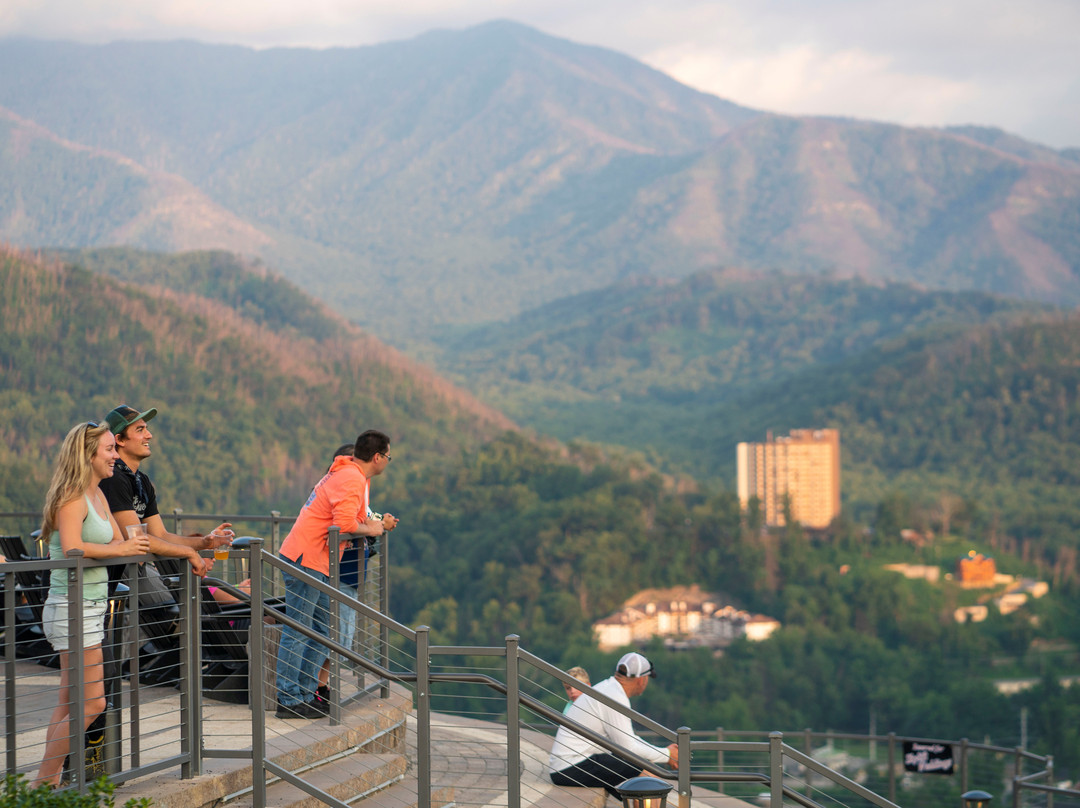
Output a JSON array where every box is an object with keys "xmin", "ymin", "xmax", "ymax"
[{"xmin": 40, "ymin": 422, "xmax": 111, "ymax": 539}]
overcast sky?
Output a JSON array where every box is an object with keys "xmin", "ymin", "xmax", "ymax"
[{"xmin": 2, "ymin": 0, "xmax": 1078, "ymax": 149}]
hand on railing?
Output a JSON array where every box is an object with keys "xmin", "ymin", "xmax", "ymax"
[{"xmin": 666, "ymin": 742, "xmax": 679, "ymax": 768}]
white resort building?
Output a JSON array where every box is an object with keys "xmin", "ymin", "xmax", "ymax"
[{"xmin": 592, "ymin": 585, "xmax": 780, "ymax": 652}]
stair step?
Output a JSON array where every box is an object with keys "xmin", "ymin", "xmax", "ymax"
[
  {"xmin": 234, "ymin": 752, "xmax": 408, "ymax": 808},
  {"xmin": 115, "ymin": 687, "xmax": 412, "ymax": 808},
  {"xmin": 525, "ymin": 784, "xmax": 608, "ymax": 808},
  {"xmin": 420, "ymin": 714, "xmax": 608, "ymax": 808},
  {"xmin": 356, "ymin": 779, "xmax": 455, "ymax": 808}
]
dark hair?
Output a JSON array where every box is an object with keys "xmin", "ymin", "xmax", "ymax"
[
  {"xmin": 353, "ymin": 430, "xmax": 390, "ymax": 462},
  {"xmin": 326, "ymin": 442, "xmax": 355, "ymax": 472}
]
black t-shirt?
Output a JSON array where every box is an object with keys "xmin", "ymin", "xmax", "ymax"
[
  {"xmin": 101, "ymin": 458, "xmax": 160, "ymax": 591},
  {"xmin": 100, "ymin": 458, "xmax": 160, "ymax": 522}
]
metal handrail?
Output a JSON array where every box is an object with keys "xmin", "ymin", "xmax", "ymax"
[
  {"xmin": 2, "ymin": 549, "xmax": 196, "ymax": 789},
  {"xmin": 0, "ymin": 544, "xmax": 997, "ymax": 808},
  {"xmin": 232, "ymin": 541, "xmax": 905, "ymax": 808},
  {"xmin": 681, "ymin": 726, "xmax": 1060, "ymax": 807},
  {"xmin": 1012, "ymin": 758, "xmax": 1080, "ymax": 808},
  {"xmin": 1, "ymin": 514, "xmax": 1032, "ymax": 808}
]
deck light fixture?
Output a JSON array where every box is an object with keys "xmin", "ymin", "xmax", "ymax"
[
  {"xmin": 962, "ymin": 789, "xmax": 993, "ymax": 808},
  {"xmin": 616, "ymin": 776, "xmax": 672, "ymax": 808}
]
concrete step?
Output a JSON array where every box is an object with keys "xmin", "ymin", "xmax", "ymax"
[
  {"xmin": 115, "ymin": 686, "xmax": 412, "ymax": 808},
  {"xmin": 420, "ymin": 713, "xmax": 608, "ymax": 808},
  {"xmin": 235, "ymin": 751, "xmax": 408, "ymax": 808},
  {"xmin": 358, "ymin": 779, "xmax": 455, "ymax": 808}
]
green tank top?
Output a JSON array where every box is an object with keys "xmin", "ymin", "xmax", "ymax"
[{"xmin": 47, "ymin": 493, "xmax": 113, "ymax": 603}]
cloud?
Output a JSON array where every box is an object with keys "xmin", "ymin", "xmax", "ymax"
[
  {"xmin": 647, "ymin": 43, "xmax": 977, "ymax": 127},
  {"xmin": 1, "ymin": 0, "xmax": 1078, "ymax": 147}
]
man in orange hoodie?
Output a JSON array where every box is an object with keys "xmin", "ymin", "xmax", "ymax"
[{"xmin": 274, "ymin": 430, "xmax": 394, "ymax": 718}]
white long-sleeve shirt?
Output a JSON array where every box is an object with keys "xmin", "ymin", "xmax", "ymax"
[{"xmin": 548, "ymin": 676, "xmax": 670, "ymax": 773}]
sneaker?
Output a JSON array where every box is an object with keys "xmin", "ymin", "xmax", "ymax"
[
  {"xmin": 275, "ymin": 699, "xmax": 323, "ymax": 719},
  {"xmin": 314, "ymin": 686, "xmax": 331, "ymax": 715}
]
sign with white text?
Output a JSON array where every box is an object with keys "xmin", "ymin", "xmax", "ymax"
[{"xmin": 903, "ymin": 741, "xmax": 954, "ymax": 775}]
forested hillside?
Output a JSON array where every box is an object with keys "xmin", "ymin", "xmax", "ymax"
[
  {"xmin": 380, "ymin": 429, "xmax": 1080, "ymax": 778},
  {"xmin": 0, "ymin": 245, "xmax": 513, "ymax": 512},
  {"xmin": 51, "ymin": 246, "xmax": 340, "ymax": 341},
  {"xmin": 433, "ymin": 267, "xmax": 1080, "ymax": 577},
  {"xmin": 433, "ymin": 268, "xmax": 1042, "ymax": 411},
  {"xmin": 684, "ymin": 313, "xmax": 1080, "ymax": 551}
]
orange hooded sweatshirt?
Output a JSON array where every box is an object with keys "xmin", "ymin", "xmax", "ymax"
[{"xmin": 279, "ymin": 455, "xmax": 369, "ymax": 577}]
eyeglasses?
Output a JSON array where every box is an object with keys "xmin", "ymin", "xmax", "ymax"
[
  {"xmin": 379, "ymin": 452, "xmax": 393, "ymax": 462},
  {"xmin": 86, "ymin": 421, "xmax": 100, "ymax": 428}
]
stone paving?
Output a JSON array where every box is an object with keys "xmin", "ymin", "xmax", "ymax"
[{"xmin": 3, "ymin": 658, "xmax": 750, "ymax": 808}]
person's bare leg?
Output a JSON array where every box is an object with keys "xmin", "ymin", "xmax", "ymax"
[{"xmin": 33, "ymin": 646, "xmax": 106, "ymax": 789}]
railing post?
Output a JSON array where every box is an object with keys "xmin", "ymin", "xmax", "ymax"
[
  {"xmin": 179, "ymin": 561, "xmax": 202, "ymax": 778},
  {"xmin": 715, "ymin": 727, "xmax": 724, "ymax": 796},
  {"xmin": 102, "ymin": 591, "xmax": 124, "ymax": 774},
  {"xmin": 869, "ymin": 707, "xmax": 877, "ymax": 762},
  {"xmin": 1047, "ymin": 755, "xmax": 1054, "ymax": 808},
  {"xmin": 960, "ymin": 738, "xmax": 969, "ymax": 796},
  {"xmin": 249, "ymin": 540, "xmax": 268, "ymax": 808},
  {"xmin": 3, "ymin": 565, "xmax": 17, "ymax": 773},
  {"xmin": 270, "ymin": 510, "xmax": 282, "ymax": 553},
  {"xmin": 128, "ymin": 561, "xmax": 142, "ymax": 768},
  {"xmin": 769, "ymin": 731, "xmax": 783, "ymax": 808},
  {"xmin": 172, "ymin": 507, "xmax": 183, "ymax": 536},
  {"xmin": 328, "ymin": 526, "xmax": 341, "ymax": 726},
  {"xmin": 677, "ymin": 726, "xmax": 691, "ymax": 808},
  {"xmin": 1011, "ymin": 746, "xmax": 1024, "ymax": 808},
  {"xmin": 888, "ymin": 732, "xmax": 896, "ymax": 804},
  {"xmin": 380, "ymin": 530, "xmax": 390, "ymax": 699},
  {"xmin": 804, "ymin": 727, "xmax": 813, "ymax": 797},
  {"xmin": 506, "ymin": 635, "xmax": 521, "ymax": 808},
  {"xmin": 66, "ymin": 548, "xmax": 87, "ymax": 790},
  {"xmin": 416, "ymin": 625, "xmax": 431, "ymax": 808}
]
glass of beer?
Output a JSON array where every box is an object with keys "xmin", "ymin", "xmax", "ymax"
[{"xmin": 212, "ymin": 531, "xmax": 230, "ymax": 561}]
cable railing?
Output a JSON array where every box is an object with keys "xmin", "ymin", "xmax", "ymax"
[
  {"xmin": 674, "ymin": 728, "xmax": 1059, "ymax": 807},
  {"xmin": 4, "ymin": 509, "xmax": 1078, "ymax": 808},
  {"xmin": 1, "ymin": 547, "xmax": 199, "ymax": 790}
]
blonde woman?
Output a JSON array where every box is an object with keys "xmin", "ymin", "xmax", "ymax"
[{"xmin": 33, "ymin": 422, "xmax": 151, "ymax": 789}]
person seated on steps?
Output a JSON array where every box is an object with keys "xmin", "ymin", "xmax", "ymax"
[{"xmin": 548, "ymin": 653, "xmax": 678, "ymax": 797}]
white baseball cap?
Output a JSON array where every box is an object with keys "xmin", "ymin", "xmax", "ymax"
[{"xmin": 616, "ymin": 652, "xmax": 655, "ymax": 679}]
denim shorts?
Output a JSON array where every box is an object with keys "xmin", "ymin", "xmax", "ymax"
[{"xmin": 42, "ymin": 595, "xmax": 108, "ymax": 651}]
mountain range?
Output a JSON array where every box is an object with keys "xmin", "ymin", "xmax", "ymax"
[{"xmin": 1, "ymin": 22, "xmax": 1079, "ymax": 344}]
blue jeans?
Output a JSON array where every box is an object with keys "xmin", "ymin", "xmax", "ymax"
[
  {"xmin": 336, "ymin": 542, "xmax": 370, "ymax": 659},
  {"xmin": 337, "ymin": 584, "xmax": 359, "ymax": 655},
  {"xmin": 274, "ymin": 557, "xmax": 330, "ymax": 706}
]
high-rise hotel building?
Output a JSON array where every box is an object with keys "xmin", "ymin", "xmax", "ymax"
[{"xmin": 737, "ymin": 429, "xmax": 841, "ymax": 529}]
